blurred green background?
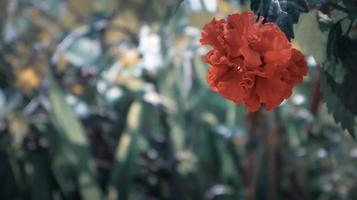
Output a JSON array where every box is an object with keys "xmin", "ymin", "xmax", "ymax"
[{"xmin": 0, "ymin": 0, "xmax": 357, "ymax": 200}]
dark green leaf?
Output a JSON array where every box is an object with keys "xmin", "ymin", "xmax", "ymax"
[
  {"xmin": 0, "ymin": 135, "xmax": 23, "ymax": 200},
  {"xmin": 323, "ymin": 18, "xmax": 357, "ymax": 115},
  {"xmin": 320, "ymin": 71, "xmax": 357, "ymax": 140},
  {"xmin": 26, "ymin": 150, "xmax": 53, "ymax": 200},
  {"xmin": 251, "ymin": 0, "xmax": 309, "ymax": 39}
]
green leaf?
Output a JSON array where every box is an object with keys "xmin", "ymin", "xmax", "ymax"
[
  {"xmin": 110, "ymin": 101, "xmax": 142, "ymax": 200},
  {"xmin": 323, "ymin": 18, "xmax": 357, "ymax": 115},
  {"xmin": 48, "ymin": 80, "xmax": 102, "ymax": 199},
  {"xmin": 323, "ymin": 19, "xmax": 346, "ymax": 83},
  {"xmin": 251, "ymin": 0, "xmax": 309, "ymax": 39},
  {"xmin": 320, "ymin": 71, "xmax": 357, "ymax": 140},
  {"xmin": 49, "ymin": 81, "xmax": 89, "ymax": 145},
  {"xmin": 25, "ymin": 150, "xmax": 53, "ymax": 200}
]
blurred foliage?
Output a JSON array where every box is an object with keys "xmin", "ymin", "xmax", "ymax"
[{"xmin": 0, "ymin": 0, "xmax": 357, "ymax": 200}]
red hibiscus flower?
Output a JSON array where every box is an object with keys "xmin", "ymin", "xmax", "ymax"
[{"xmin": 200, "ymin": 11, "xmax": 307, "ymax": 112}]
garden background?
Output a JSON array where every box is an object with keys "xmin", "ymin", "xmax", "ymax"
[{"xmin": 0, "ymin": 0, "xmax": 357, "ymax": 200}]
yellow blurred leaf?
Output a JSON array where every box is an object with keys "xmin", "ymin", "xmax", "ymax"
[
  {"xmin": 93, "ymin": 0, "xmax": 118, "ymax": 16},
  {"xmin": 118, "ymin": 50, "xmax": 140, "ymax": 67},
  {"xmin": 67, "ymin": 0, "xmax": 94, "ymax": 20},
  {"xmin": 117, "ymin": 77, "xmax": 144, "ymax": 92},
  {"xmin": 218, "ymin": 0, "xmax": 232, "ymax": 13},
  {"xmin": 56, "ymin": 54, "xmax": 69, "ymax": 73},
  {"xmin": 15, "ymin": 67, "xmax": 41, "ymax": 93},
  {"xmin": 118, "ymin": 133, "xmax": 131, "ymax": 161},
  {"xmin": 70, "ymin": 84, "xmax": 84, "ymax": 95},
  {"xmin": 105, "ymin": 11, "xmax": 140, "ymax": 44},
  {"xmin": 7, "ymin": 113, "xmax": 29, "ymax": 141},
  {"xmin": 61, "ymin": 8, "xmax": 81, "ymax": 29}
]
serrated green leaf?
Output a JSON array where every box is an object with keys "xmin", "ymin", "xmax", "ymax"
[
  {"xmin": 320, "ymin": 71, "xmax": 357, "ymax": 140},
  {"xmin": 324, "ymin": 19, "xmax": 348, "ymax": 84},
  {"xmin": 326, "ymin": 20, "xmax": 343, "ymax": 61},
  {"xmin": 323, "ymin": 18, "xmax": 357, "ymax": 114}
]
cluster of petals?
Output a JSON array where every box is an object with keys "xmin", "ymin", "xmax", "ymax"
[{"xmin": 200, "ymin": 11, "xmax": 307, "ymax": 111}]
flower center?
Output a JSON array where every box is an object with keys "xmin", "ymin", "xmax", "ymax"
[{"xmin": 233, "ymin": 64, "xmax": 243, "ymax": 72}]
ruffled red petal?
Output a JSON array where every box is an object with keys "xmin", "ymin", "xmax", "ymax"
[{"xmin": 200, "ymin": 11, "xmax": 307, "ymax": 111}]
